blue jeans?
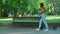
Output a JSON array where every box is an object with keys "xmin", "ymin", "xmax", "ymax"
[{"xmin": 38, "ymin": 13, "xmax": 48, "ymax": 29}]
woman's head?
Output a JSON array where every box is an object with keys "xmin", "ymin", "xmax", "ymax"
[{"xmin": 40, "ymin": 3, "xmax": 44, "ymax": 7}]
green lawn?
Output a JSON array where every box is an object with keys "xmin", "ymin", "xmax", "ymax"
[
  {"xmin": 14, "ymin": 19, "xmax": 60, "ymax": 23},
  {"xmin": 0, "ymin": 16, "xmax": 60, "ymax": 23},
  {"xmin": 0, "ymin": 18, "xmax": 13, "ymax": 23}
]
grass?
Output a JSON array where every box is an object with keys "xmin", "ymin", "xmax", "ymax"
[
  {"xmin": 0, "ymin": 16, "xmax": 60, "ymax": 23},
  {"xmin": 14, "ymin": 19, "xmax": 60, "ymax": 23},
  {"xmin": 0, "ymin": 18, "xmax": 13, "ymax": 23},
  {"xmin": 14, "ymin": 16, "xmax": 60, "ymax": 23}
]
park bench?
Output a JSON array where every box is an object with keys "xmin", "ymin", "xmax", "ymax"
[
  {"xmin": 13, "ymin": 17, "xmax": 60, "ymax": 30},
  {"xmin": 13, "ymin": 17, "xmax": 40, "ymax": 27}
]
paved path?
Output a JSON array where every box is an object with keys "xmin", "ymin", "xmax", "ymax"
[{"xmin": 0, "ymin": 27, "xmax": 60, "ymax": 34}]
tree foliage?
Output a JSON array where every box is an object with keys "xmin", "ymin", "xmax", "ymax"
[{"xmin": 0, "ymin": 0, "xmax": 60, "ymax": 17}]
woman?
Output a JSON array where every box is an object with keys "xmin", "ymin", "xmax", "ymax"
[{"xmin": 36, "ymin": 3, "xmax": 49, "ymax": 31}]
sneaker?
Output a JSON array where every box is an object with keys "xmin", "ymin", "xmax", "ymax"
[
  {"xmin": 45, "ymin": 29, "xmax": 48, "ymax": 32},
  {"xmin": 35, "ymin": 28, "xmax": 40, "ymax": 31}
]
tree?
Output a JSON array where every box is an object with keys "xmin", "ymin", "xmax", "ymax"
[{"xmin": 1, "ymin": 1, "xmax": 9, "ymax": 17}]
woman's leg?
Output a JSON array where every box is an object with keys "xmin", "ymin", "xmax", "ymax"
[
  {"xmin": 42, "ymin": 14, "xmax": 48, "ymax": 29},
  {"xmin": 43, "ymin": 19, "xmax": 48, "ymax": 29},
  {"xmin": 36, "ymin": 15, "xmax": 43, "ymax": 31},
  {"xmin": 38, "ymin": 18, "xmax": 43, "ymax": 29}
]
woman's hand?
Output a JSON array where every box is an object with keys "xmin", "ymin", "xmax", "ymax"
[{"xmin": 39, "ymin": 11, "xmax": 42, "ymax": 14}]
